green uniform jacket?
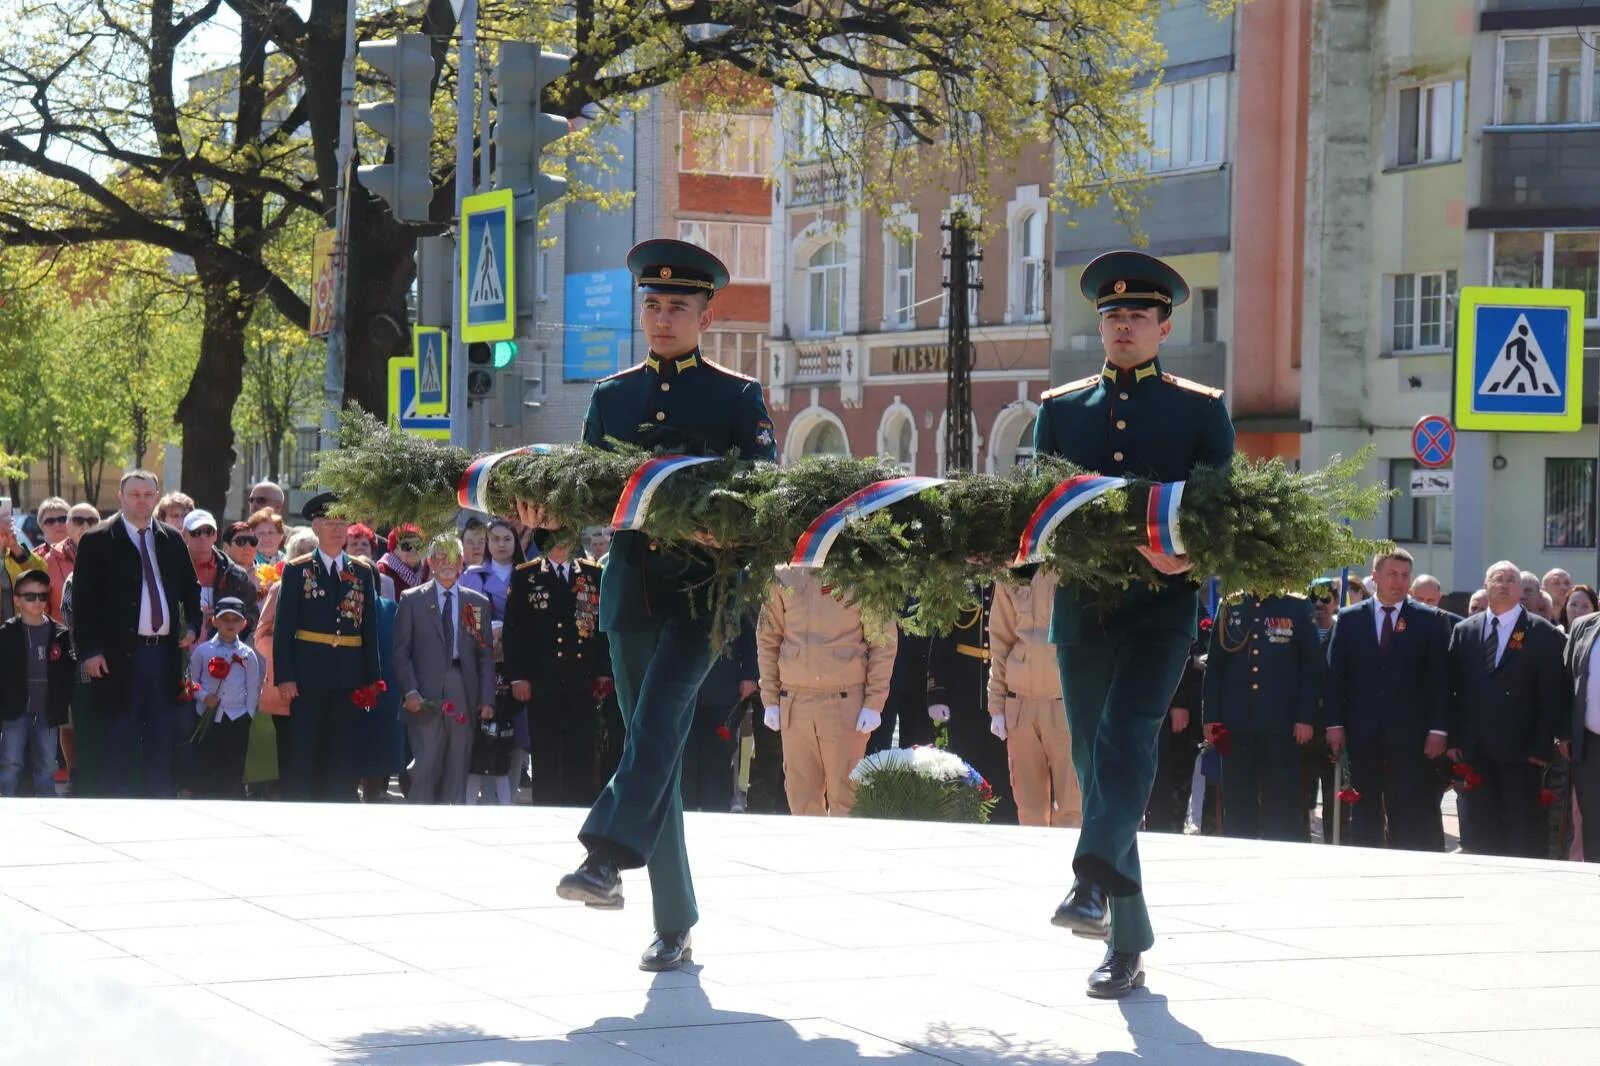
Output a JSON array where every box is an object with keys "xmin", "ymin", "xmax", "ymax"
[
  {"xmin": 582, "ymin": 350, "xmax": 777, "ymax": 632},
  {"xmin": 1033, "ymin": 357, "xmax": 1235, "ymax": 644},
  {"xmin": 272, "ymin": 552, "xmax": 381, "ymax": 693}
]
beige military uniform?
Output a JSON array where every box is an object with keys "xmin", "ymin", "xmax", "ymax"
[
  {"xmin": 757, "ymin": 567, "xmax": 896, "ymax": 816},
  {"xmin": 989, "ymin": 570, "xmax": 1081, "ymax": 827}
]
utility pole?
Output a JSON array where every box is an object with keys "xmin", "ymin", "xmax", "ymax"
[
  {"xmin": 943, "ymin": 211, "xmax": 979, "ymax": 472},
  {"xmin": 449, "ymin": 0, "xmax": 478, "ymax": 448},
  {"xmin": 318, "ymin": 0, "xmax": 359, "ymax": 449}
]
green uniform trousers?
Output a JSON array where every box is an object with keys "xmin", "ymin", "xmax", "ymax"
[
  {"xmin": 1057, "ymin": 631, "xmax": 1190, "ymax": 953},
  {"xmin": 580, "ymin": 618, "xmax": 718, "ymax": 935}
]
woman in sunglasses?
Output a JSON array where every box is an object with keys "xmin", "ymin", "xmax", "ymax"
[
  {"xmin": 377, "ymin": 524, "xmax": 427, "ymax": 597},
  {"xmin": 222, "ymin": 522, "xmax": 261, "ymax": 576}
]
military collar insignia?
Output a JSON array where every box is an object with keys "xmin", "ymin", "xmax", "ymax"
[
  {"xmin": 1101, "ymin": 357, "xmax": 1162, "ymax": 386},
  {"xmin": 644, "ymin": 351, "xmax": 700, "ymax": 375}
]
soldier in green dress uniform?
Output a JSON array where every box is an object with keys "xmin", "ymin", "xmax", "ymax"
[
  {"xmin": 548, "ymin": 239, "xmax": 778, "ymax": 972},
  {"xmin": 272, "ymin": 492, "xmax": 382, "ymax": 801},
  {"xmin": 1036, "ymin": 251, "xmax": 1236, "ymax": 998}
]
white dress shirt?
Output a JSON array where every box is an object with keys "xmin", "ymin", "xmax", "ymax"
[
  {"xmin": 1487, "ymin": 604, "xmax": 1522, "ymax": 668},
  {"xmin": 317, "ymin": 549, "xmax": 345, "ymax": 580},
  {"xmin": 1585, "ymin": 627, "xmax": 1600, "ymax": 735},
  {"xmin": 1371, "ymin": 596, "xmax": 1408, "ymax": 642},
  {"xmin": 436, "ymin": 581, "xmax": 461, "ymax": 660},
  {"xmin": 122, "ymin": 516, "xmax": 171, "ymax": 637}
]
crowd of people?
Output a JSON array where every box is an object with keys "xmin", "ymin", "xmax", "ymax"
[{"xmin": 1, "ymin": 471, "xmax": 1597, "ymax": 864}]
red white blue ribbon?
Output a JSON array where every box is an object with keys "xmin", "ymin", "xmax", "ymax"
[
  {"xmin": 1013, "ymin": 475, "xmax": 1129, "ymax": 565},
  {"xmin": 1146, "ymin": 480, "xmax": 1186, "ymax": 556},
  {"xmin": 611, "ymin": 455, "xmax": 720, "ymax": 530},
  {"xmin": 791, "ymin": 476, "xmax": 947, "ymax": 568},
  {"xmin": 457, "ymin": 445, "xmax": 555, "ymax": 513}
]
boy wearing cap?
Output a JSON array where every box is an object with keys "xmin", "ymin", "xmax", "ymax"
[
  {"xmin": 1036, "ymin": 250, "xmax": 1236, "ymax": 997},
  {"xmin": 186, "ymin": 597, "xmax": 262, "ymax": 798},
  {"xmin": 0, "ymin": 570, "xmax": 75, "ymax": 796},
  {"xmin": 545, "ymin": 238, "xmax": 777, "ymax": 973}
]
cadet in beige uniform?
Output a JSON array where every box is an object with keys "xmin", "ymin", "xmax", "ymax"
[
  {"xmin": 989, "ymin": 567, "xmax": 1081, "ymax": 827},
  {"xmin": 758, "ymin": 567, "xmax": 896, "ymax": 816}
]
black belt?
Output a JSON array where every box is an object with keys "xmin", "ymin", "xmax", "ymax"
[
  {"xmin": 778, "ymin": 689, "xmax": 850, "ymax": 699},
  {"xmin": 451, "ymin": 658, "xmax": 462, "ymax": 668},
  {"xmin": 135, "ymin": 635, "xmax": 167, "ymax": 647}
]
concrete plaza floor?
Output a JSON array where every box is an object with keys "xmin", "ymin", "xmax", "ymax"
[{"xmin": 1, "ymin": 800, "xmax": 1597, "ymax": 1065}]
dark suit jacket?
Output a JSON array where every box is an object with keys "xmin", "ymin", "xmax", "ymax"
[
  {"xmin": 70, "ymin": 513, "xmax": 201, "ymax": 709},
  {"xmin": 1324, "ymin": 598, "xmax": 1448, "ymax": 747},
  {"xmin": 1448, "ymin": 608, "xmax": 1567, "ymax": 763},
  {"xmin": 1565, "ymin": 612, "xmax": 1600, "ymax": 763},
  {"xmin": 504, "ymin": 557, "xmax": 609, "ymax": 688},
  {"xmin": 0, "ymin": 617, "xmax": 76, "ymax": 726}
]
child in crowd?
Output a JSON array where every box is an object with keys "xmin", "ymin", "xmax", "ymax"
[
  {"xmin": 187, "ymin": 597, "xmax": 262, "ymax": 799},
  {"xmin": 0, "ymin": 570, "xmax": 74, "ymax": 796}
]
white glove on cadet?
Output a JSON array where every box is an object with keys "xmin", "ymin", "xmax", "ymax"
[
  {"xmin": 989, "ymin": 715, "xmax": 1008, "ymax": 741},
  {"xmin": 855, "ymin": 708, "xmax": 882, "ymax": 734},
  {"xmin": 763, "ymin": 705, "xmax": 781, "ymax": 731},
  {"xmin": 928, "ymin": 703, "xmax": 951, "ymax": 723}
]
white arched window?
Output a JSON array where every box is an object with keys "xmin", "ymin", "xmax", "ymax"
[
  {"xmin": 785, "ymin": 406, "xmax": 852, "ymax": 463},
  {"xmin": 800, "ymin": 421, "xmax": 848, "ymax": 456},
  {"xmin": 878, "ymin": 402, "xmax": 918, "ymax": 471},
  {"xmin": 987, "ymin": 402, "xmax": 1039, "ymax": 472},
  {"xmin": 806, "ymin": 241, "xmax": 846, "ymax": 336}
]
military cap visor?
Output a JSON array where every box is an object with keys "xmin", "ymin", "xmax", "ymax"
[
  {"xmin": 302, "ymin": 491, "xmax": 343, "ymax": 522},
  {"xmin": 627, "ymin": 238, "xmax": 729, "ymax": 295},
  {"xmin": 1079, "ymin": 250, "xmax": 1190, "ymax": 315}
]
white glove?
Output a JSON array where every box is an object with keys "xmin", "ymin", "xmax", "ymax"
[
  {"xmin": 763, "ymin": 705, "xmax": 781, "ymax": 731},
  {"xmin": 855, "ymin": 708, "xmax": 881, "ymax": 734},
  {"xmin": 989, "ymin": 715, "xmax": 1007, "ymax": 741},
  {"xmin": 928, "ymin": 703, "xmax": 951, "ymax": 723}
]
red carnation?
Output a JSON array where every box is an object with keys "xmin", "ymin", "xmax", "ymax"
[
  {"xmin": 443, "ymin": 700, "xmax": 457, "ymax": 717},
  {"xmin": 592, "ymin": 677, "xmax": 616, "ymax": 702},
  {"xmin": 207, "ymin": 656, "xmax": 231, "ymax": 680},
  {"xmin": 1450, "ymin": 763, "xmax": 1471, "ymax": 778},
  {"xmin": 179, "ymin": 678, "xmax": 200, "ymax": 704},
  {"xmin": 1539, "ymin": 788, "xmax": 1558, "ymax": 809},
  {"xmin": 1209, "ymin": 725, "xmax": 1232, "ymax": 757},
  {"xmin": 1199, "ymin": 616, "xmax": 1214, "ymax": 633},
  {"xmin": 1336, "ymin": 787, "xmax": 1361, "ymax": 805},
  {"xmin": 715, "ymin": 724, "xmax": 732, "ymax": 742}
]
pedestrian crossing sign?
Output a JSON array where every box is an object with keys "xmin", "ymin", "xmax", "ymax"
[
  {"xmin": 460, "ymin": 188, "xmax": 515, "ymax": 343},
  {"xmin": 387, "ymin": 356, "xmax": 451, "ymax": 440},
  {"xmin": 413, "ymin": 326, "xmax": 448, "ymax": 416},
  {"xmin": 1453, "ymin": 286, "xmax": 1585, "ymax": 433}
]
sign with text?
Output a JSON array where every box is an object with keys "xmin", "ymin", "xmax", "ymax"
[{"xmin": 563, "ymin": 268, "xmax": 632, "ymax": 381}]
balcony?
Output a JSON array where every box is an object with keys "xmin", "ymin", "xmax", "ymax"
[
  {"xmin": 792, "ymin": 341, "xmax": 845, "ymax": 380},
  {"xmin": 787, "ymin": 163, "xmax": 848, "ymax": 208},
  {"xmin": 1472, "ymin": 126, "xmax": 1600, "ymax": 228},
  {"xmin": 1482, "ymin": 1, "xmax": 1600, "ymax": 32}
]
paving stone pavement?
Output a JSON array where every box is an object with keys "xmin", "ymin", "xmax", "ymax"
[{"xmin": 1, "ymin": 800, "xmax": 1596, "ymax": 1065}]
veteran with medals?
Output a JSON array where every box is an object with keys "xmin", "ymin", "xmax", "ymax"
[
  {"xmin": 272, "ymin": 492, "xmax": 382, "ymax": 801},
  {"xmin": 545, "ymin": 239, "xmax": 778, "ymax": 972},
  {"xmin": 1035, "ymin": 252, "xmax": 1236, "ymax": 997}
]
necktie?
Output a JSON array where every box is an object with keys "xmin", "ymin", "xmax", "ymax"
[
  {"xmin": 1380, "ymin": 606, "xmax": 1394, "ymax": 652},
  {"xmin": 442, "ymin": 589, "xmax": 455, "ymax": 659},
  {"xmin": 561, "ymin": 563, "xmax": 570, "ymax": 585},
  {"xmin": 138, "ymin": 527, "xmax": 165, "ymax": 633},
  {"xmin": 1486, "ymin": 616, "xmax": 1500, "ymax": 672}
]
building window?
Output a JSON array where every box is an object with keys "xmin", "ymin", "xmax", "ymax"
[
  {"xmin": 537, "ymin": 249, "xmax": 550, "ymax": 300},
  {"xmin": 1395, "ymin": 80, "xmax": 1464, "ymax": 166},
  {"xmin": 1388, "ymin": 458, "xmax": 1452, "ymax": 545},
  {"xmin": 1198, "ymin": 287, "xmax": 1219, "ymax": 344},
  {"xmin": 1546, "ymin": 458, "xmax": 1596, "ymax": 549},
  {"xmin": 678, "ymin": 220, "xmax": 770, "ymax": 283},
  {"xmin": 887, "ymin": 229, "xmax": 916, "ymax": 329},
  {"xmin": 288, "ymin": 426, "xmax": 320, "ymax": 489},
  {"xmin": 1389, "ymin": 270, "xmax": 1457, "ymax": 353},
  {"xmin": 1496, "ymin": 34, "xmax": 1598, "ymax": 125},
  {"xmin": 798, "ymin": 419, "xmax": 849, "ymax": 457},
  {"xmin": 884, "ymin": 78, "xmax": 918, "ymax": 147},
  {"xmin": 879, "ymin": 407, "xmax": 916, "ymax": 471},
  {"xmin": 1017, "ymin": 211, "xmax": 1046, "ymax": 322},
  {"xmin": 940, "ymin": 200, "xmax": 981, "ymax": 325},
  {"xmin": 1135, "ymin": 72, "xmax": 1227, "ymax": 174},
  {"xmin": 1490, "ymin": 231, "xmax": 1600, "ymax": 322},
  {"xmin": 678, "ymin": 112, "xmax": 773, "ymax": 177},
  {"xmin": 805, "ymin": 241, "xmax": 846, "ymax": 336},
  {"xmin": 987, "ymin": 405, "xmax": 1037, "ymax": 473},
  {"xmin": 701, "ymin": 331, "xmax": 764, "ymax": 377}
]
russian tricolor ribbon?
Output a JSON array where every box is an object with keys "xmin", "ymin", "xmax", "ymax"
[
  {"xmin": 457, "ymin": 445, "xmax": 555, "ymax": 513},
  {"xmin": 611, "ymin": 455, "xmax": 720, "ymax": 530},
  {"xmin": 1013, "ymin": 475, "xmax": 1129, "ymax": 565},
  {"xmin": 791, "ymin": 476, "xmax": 947, "ymax": 568},
  {"xmin": 1146, "ymin": 480, "xmax": 1187, "ymax": 556}
]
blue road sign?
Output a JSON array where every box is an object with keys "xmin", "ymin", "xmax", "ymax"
[
  {"xmin": 1411, "ymin": 415, "xmax": 1454, "ymax": 469},
  {"xmin": 414, "ymin": 326, "xmax": 448, "ymax": 416},
  {"xmin": 1454, "ymin": 286, "xmax": 1585, "ymax": 432},
  {"xmin": 388, "ymin": 357, "xmax": 450, "ymax": 440},
  {"xmin": 563, "ymin": 268, "xmax": 633, "ymax": 381},
  {"xmin": 461, "ymin": 188, "xmax": 515, "ymax": 343}
]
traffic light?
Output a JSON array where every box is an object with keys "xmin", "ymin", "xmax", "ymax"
[
  {"xmin": 356, "ymin": 33, "xmax": 434, "ymax": 222},
  {"xmin": 467, "ymin": 342, "xmax": 495, "ymax": 399},
  {"xmin": 493, "ymin": 42, "xmax": 570, "ymax": 203},
  {"xmin": 492, "ymin": 340, "xmax": 518, "ymax": 368}
]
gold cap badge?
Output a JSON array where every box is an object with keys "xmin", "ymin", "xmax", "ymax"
[
  {"xmin": 1113, "ymin": 280, "xmax": 1127, "ymax": 294},
  {"xmin": 660, "ymin": 266, "xmax": 672, "ymax": 279}
]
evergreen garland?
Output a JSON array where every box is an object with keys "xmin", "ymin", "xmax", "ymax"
[{"xmin": 313, "ymin": 410, "xmax": 1392, "ymax": 639}]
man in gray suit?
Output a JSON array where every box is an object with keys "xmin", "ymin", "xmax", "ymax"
[
  {"xmin": 395, "ymin": 533, "xmax": 497, "ymax": 804},
  {"xmin": 1564, "ymin": 611, "xmax": 1599, "ymax": 860}
]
